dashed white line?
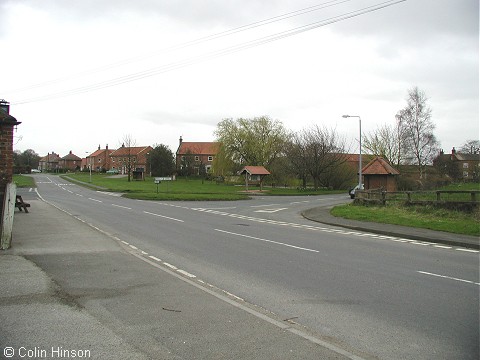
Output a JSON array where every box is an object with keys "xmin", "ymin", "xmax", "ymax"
[
  {"xmin": 163, "ymin": 262, "xmax": 178, "ymax": 270},
  {"xmin": 177, "ymin": 269, "xmax": 196, "ymax": 278},
  {"xmin": 111, "ymin": 204, "xmax": 132, "ymax": 210},
  {"xmin": 149, "ymin": 255, "xmax": 162, "ymax": 262},
  {"xmin": 88, "ymin": 198, "xmax": 102, "ymax": 203},
  {"xmin": 143, "ymin": 211, "xmax": 184, "ymax": 223}
]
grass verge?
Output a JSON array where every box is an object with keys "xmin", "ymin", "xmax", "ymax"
[
  {"xmin": 13, "ymin": 174, "xmax": 36, "ymax": 188},
  {"xmin": 331, "ymin": 203, "xmax": 480, "ymax": 236}
]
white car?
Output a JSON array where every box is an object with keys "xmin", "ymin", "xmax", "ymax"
[
  {"xmin": 31, "ymin": 169, "xmax": 41, "ymax": 173},
  {"xmin": 348, "ymin": 184, "xmax": 364, "ymax": 199}
]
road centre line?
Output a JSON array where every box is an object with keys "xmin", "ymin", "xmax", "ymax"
[
  {"xmin": 88, "ymin": 198, "xmax": 102, "ymax": 203},
  {"xmin": 417, "ymin": 271, "xmax": 480, "ymax": 286},
  {"xmin": 215, "ymin": 228, "xmax": 319, "ymax": 253},
  {"xmin": 143, "ymin": 211, "xmax": 184, "ymax": 223},
  {"xmin": 111, "ymin": 203, "xmax": 132, "ymax": 210},
  {"xmin": 190, "ymin": 207, "xmax": 477, "ymax": 253}
]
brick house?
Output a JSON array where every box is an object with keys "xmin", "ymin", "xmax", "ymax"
[
  {"xmin": 176, "ymin": 136, "xmax": 220, "ymax": 175},
  {"xmin": 434, "ymin": 147, "xmax": 480, "ymax": 181},
  {"xmin": 38, "ymin": 152, "xmax": 61, "ymax": 172},
  {"xmin": 85, "ymin": 145, "xmax": 114, "ymax": 172},
  {"xmin": 109, "ymin": 145, "xmax": 153, "ymax": 175},
  {"xmin": 59, "ymin": 151, "xmax": 82, "ymax": 171}
]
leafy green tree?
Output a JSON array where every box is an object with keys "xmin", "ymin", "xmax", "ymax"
[
  {"xmin": 214, "ymin": 116, "xmax": 288, "ymax": 169},
  {"xmin": 149, "ymin": 144, "xmax": 175, "ymax": 177},
  {"xmin": 14, "ymin": 149, "xmax": 40, "ymax": 171}
]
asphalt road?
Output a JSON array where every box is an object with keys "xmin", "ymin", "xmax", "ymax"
[{"xmin": 20, "ymin": 174, "xmax": 480, "ymax": 359}]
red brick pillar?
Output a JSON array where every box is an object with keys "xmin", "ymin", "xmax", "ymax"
[{"xmin": 0, "ymin": 109, "xmax": 21, "ymax": 224}]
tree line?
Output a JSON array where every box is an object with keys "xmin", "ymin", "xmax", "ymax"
[{"xmin": 14, "ymin": 86, "xmax": 478, "ymax": 188}]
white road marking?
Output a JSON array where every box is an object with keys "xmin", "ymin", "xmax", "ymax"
[
  {"xmin": 163, "ymin": 262, "xmax": 178, "ymax": 270},
  {"xmin": 455, "ymin": 248, "xmax": 479, "ymax": 253},
  {"xmin": 255, "ymin": 208, "xmax": 288, "ymax": 213},
  {"xmin": 143, "ymin": 211, "xmax": 184, "ymax": 222},
  {"xmin": 97, "ymin": 191, "xmax": 122, "ymax": 197},
  {"xmin": 189, "ymin": 207, "xmax": 478, "ymax": 254},
  {"xmin": 149, "ymin": 256, "xmax": 162, "ymax": 262},
  {"xmin": 177, "ymin": 269, "xmax": 196, "ymax": 278},
  {"xmin": 129, "ymin": 245, "xmax": 138, "ymax": 250},
  {"xmin": 111, "ymin": 204, "xmax": 132, "ymax": 210},
  {"xmin": 88, "ymin": 198, "xmax": 102, "ymax": 203},
  {"xmin": 215, "ymin": 229, "xmax": 319, "ymax": 253},
  {"xmin": 417, "ymin": 271, "xmax": 480, "ymax": 286}
]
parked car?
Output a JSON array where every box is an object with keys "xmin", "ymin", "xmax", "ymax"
[
  {"xmin": 348, "ymin": 184, "xmax": 364, "ymax": 199},
  {"xmin": 31, "ymin": 169, "xmax": 41, "ymax": 173},
  {"xmin": 106, "ymin": 169, "xmax": 119, "ymax": 174}
]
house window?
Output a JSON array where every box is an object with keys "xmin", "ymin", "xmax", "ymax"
[
  {"xmin": 195, "ymin": 156, "xmax": 200, "ymax": 161},
  {"xmin": 208, "ymin": 156, "xmax": 213, "ymax": 162},
  {"xmin": 181, "ymin": 156, "xmax": 185, "ymax": 161},
  {"xmin": 463, "ymin": 171, "xmax": 469, "ymax": 178},
  {"xmin": 463, "ymin": 163, "xmax": 469, "ymax": 169}
]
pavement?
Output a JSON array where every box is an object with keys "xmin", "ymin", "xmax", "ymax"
[{"xmin": 1, "ymin": 197, "xmax": 478, "ymax": 360}]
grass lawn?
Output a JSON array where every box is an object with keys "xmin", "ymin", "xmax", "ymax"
[
  {"xmin": 331, "ymin": 203, "xmax": 480, "ymax": 236},
  {"xmin": 60, "ymin": 173, "xmax": 345, "ymax": 201},
  {"xmin": 13, "ymin": 174, "xmax": 36, "ymax": 188}
]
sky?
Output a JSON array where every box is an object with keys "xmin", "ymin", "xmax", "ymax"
[{"xmin": 1, "ymin": 0, "xmax": 478, "ymax": 159}]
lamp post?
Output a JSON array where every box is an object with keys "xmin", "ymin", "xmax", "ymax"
[
  {"xmin": 342, "ymin": 115, "xmax": 362, "ymax": 189},
  {"xmin": 85, "ymin": 151, "xmax": 92, "ymax": 183}
]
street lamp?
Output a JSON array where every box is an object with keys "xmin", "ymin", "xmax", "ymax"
[
  {"xmin": 342, "ymin": 115, "xmax": 362, "ymax": 190},
  {"xmin": 85, "ymin": 151, "xmax": 92, "ymax": 183}
]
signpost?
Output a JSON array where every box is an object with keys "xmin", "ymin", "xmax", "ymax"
[{"xmin": 154, "ymin": 177, "xmax": 173, "ymax": 193}]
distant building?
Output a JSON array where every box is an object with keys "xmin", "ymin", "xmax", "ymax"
[
  {"xmin": 109, "ymin": 144, "xmax": 153, "ymax": 175},
  {"xmin": 39, "ymin": 152, "xmax": 61, "ymax": 172},
  {"xmin": 85, "ymin": 145, "xmax": 114, "ymax": 172},
  {"xmin": 434, "ymin": 147, "xmax": 480, "ymax": 181},
  {"xmin": 59, "ymin": 151, "xmax": 82, "ymax": 171},
  {"xmin": 176, "ymin": 136, "xmax": 220, "ymax": 175}
]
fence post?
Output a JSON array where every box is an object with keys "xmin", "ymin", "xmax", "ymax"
[
  {"xmin": 472, "ymin": 192, "xmax": 476, "ymax": 203},
  {"xmin": 436, "ymin": 191, "xmax": 441, "ymax": 202}
]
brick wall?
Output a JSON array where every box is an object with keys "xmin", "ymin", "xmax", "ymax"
[{"xmin": 0, "ymin": 124, "xmax": 15, "ymax": 191}]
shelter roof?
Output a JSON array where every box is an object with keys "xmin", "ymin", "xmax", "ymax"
[
  {"xmin": 239, "ymin": 166, "xmax": 271, "ymax": 176},
  {"xmin": 362, "ymin": 157, "xmax": 400, "ymax": 175}
]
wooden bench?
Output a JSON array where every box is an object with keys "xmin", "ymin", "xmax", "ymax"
[{"xmin": 15, "ymin": 195, "xmax": 30, "ymax": 213}]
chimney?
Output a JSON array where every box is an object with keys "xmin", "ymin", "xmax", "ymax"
[
  {"xmin": 179, "ymin": 136, "xmax": 183, "ymax": 146},
  {"xmin": 98, "ymin": 144, "xmax": 100, "ymax": 150},
  {"xmin": 106, "ymin": 144, "xmax": 108, "ymax": 150},
  {"xmin": 452, "ymin": 147, "xmax": 456, "ymax": 154}
]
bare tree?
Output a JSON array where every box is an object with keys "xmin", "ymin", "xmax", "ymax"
[
  {"xmin": 459, "ymin": 140, "xmax": 480, "ymax": 154},
  {"xmin": 363, "ymin": 120, "xmax": 406, "ymax": 167},
  {"xmin": 396, "ymin": 87, "xmax": 440, "ymax": 179},
  {"xmin": 121, "ymin": 134, "xmax": 137, "ymax": 182},
  {"xmin": 287, "ymin": 125, "xmax": 347, "ymax": 190}
]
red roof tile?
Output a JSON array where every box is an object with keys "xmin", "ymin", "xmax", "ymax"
[
  {"xmin": 239, "ymin": 166, "xmax": 271, "ymax": 175},
  {"xmin": 362, "ymin": 157, "xmax": 400, "ymax": 175},
  {"xmin": 177, "ymin": 142, "xmax": 220, "ymax": 155}
]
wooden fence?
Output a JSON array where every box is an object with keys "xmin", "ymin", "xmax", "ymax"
[{"xmin": 355, "ymin": 189, "xmax": 480, "ymax": 209}]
